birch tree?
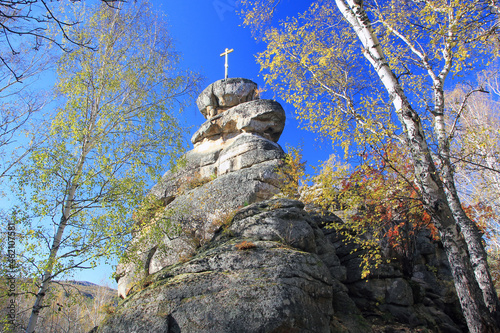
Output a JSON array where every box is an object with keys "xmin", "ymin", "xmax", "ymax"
[
  {"xmin": 0, "ymin": 0, "xmax": 121, "ymax": 79},
  {"xmin": 240, "ymin": 0, "xmax": 500, "ymax": 331},
  {"xmin": 12, "ymin": 2, "xmax": 201, "ymax": 332}
]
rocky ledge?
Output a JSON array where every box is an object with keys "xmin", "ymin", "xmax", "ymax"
[
  {"xmin": 99, "ymin": 199, "xmax": 465, "ymax": 332},
  {"xmin": 115, "ymin": 78, "xmax": 286, "ymax": 299}
]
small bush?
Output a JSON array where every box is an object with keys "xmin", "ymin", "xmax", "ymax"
[
  {"xmin": 133, "ymin": 196, "xmax": 167, "ymax": 225},
  {"xmin": 210, "ymin": 209, "xmax": 237, "ymax": 232},
  {"xmin": 178, "ymin": 252, "xmax": 194, "ymax": 263},
  {"xmin": 275, "ymin": 145, "xmax": 306, "ymax": 200},
  {"xmin": 101, "ymin": 303, "xmax": 116, "ymax": 315}
]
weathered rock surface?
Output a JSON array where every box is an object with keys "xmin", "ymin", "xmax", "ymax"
[
  {"xmin": 115, "ymin": 80, "xmax": 286, "ymax": 299},
  {"xmin": 100, "ymin": 199, "xmax": 336, "ymax": 333},
  {"xmin": 196, "ymin": 78, "xmax": 258, "ymax": 119},
  {"xmin": 149, "ymin": 136, "xmax": 284, "ymax": 203},
  {"xmin": 192, "ymin": 99, "xmax": 286, "ymax": 145},
  {"xmin": 101, "ymin": 198, "xmax": 466, "ymax": 333},
  {"xmin": 102, "ymin": 244, "xmax": 334, "ymax": 333},
  {"xmin": 105, "ymin": 79, "xmax": 467, "ymax": 333},
  {"xmin": 320, "ymin": 212, "xmax": 466, "ymax": 332}
]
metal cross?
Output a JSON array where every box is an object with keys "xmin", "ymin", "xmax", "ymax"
[{"xmin": 220, "ymin": 48, "xmax": 234, "ymax": 79}]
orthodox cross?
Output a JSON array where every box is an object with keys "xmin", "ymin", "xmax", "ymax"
[{"xmin": 220, "ymin": 48, "xmax": 234, "ymax": 79}]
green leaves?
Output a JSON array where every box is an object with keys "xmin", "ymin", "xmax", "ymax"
[
  {"xmin": 275, "ymin": 145, "xmax": 306, "ymax": 199},
  {"xmin": 12, "ymin": 1, "xmax": 201, "ymax": 326}
]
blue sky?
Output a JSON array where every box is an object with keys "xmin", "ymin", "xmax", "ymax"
[
  {"xmin": 159, "ymin": 0, "xmax": 330, "ymax": 159},
  {"xmin": 75, "ymin": 0, "xmax": 334, "ymax": 286}
]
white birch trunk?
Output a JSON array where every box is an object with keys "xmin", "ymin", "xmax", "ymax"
[
  {"xmin": 25, "ymin": 110, "xmax": 95, "ymax": 332},
  {"xmin": 25, "ymin": 152, "xmax": 88, "ymax": 333},
  {"xmin": 334, "ymin": 0, "xmax": 499, "ymax": 331},
  {"xmin": 434, "ymin": 83, "xmax": 500, "ymax": 318}
]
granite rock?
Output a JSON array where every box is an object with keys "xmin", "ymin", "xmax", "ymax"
[
  {"xmin": 192, "ymin": 99, "xmax": 286, "ymax": 144},
  {"xmin": 196, "ymin": 78, "xmax": 259, "ymax": 119}
]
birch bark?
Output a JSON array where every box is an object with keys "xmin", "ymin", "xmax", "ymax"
[
  {"xmin": 26, "ymin": 123, "xmax": 94, "ymax": 333},
  {"xmin": 334, "ymin": 0, "xmax": 499, "ymax": 330}
]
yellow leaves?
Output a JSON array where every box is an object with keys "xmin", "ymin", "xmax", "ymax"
[
  {"xmin": 369, "ymin": 0, "xmax": 495, "ymax": 89},
  {"xmin": 276, "ymin": 145, "xmax": 306, "ymax": 199},
  {"xmin": 8, "ymin": 1, "xmax": 196, "ymax": 301},
  {"xmin": 309, "ymin": 142, "xmax": 432, "ymax": 278}
]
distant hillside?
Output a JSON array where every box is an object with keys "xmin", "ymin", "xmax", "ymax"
[{"xmin": 61, "ymin": 280, "xmax": 117, "ymax": 300}]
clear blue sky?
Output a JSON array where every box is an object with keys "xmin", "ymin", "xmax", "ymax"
[
  {"xmin": 158, "ymin": 0, "xmax": 330, "ymax": 160},
  {"xmin": 78, "ymin": 0, "xmax": 334, "ymax": 286}
]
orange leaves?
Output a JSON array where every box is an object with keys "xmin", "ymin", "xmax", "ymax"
[
  {"xmin": 235, "ymin": 241, "xmax": 257, "ymax": 251},
  {"xmin": 462, "ymin": 202, "xmax": 498, "ymax": 243},
  {"xmin": 316, "ymin": 142, "xmax": 438, "ymax": 276}
]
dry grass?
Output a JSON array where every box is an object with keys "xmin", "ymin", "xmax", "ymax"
[
  {"xmin": 235, "ymin": 241, "xmax": 256, "ymax": 251},
  {"xmin": 210, "ymin": 209, "xmax": 237, "ymax": 233}
]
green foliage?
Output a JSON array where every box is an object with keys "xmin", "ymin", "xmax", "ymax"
[
  {"xmin": 120, "ymin": 202, "xmax": 187, "ymax": 272},
  {"xmin": 275, "ymin": 145, "xmax": 306, "ymax": 199},
  {"xmin": 169, "ymin": 155, "xmax": 188, "ymax": 173},
  {"xmin": 243, "ymin": 1, "xmax": 396, "ymax": 159},
  {"xmin": 10, "ymin": 1, "xmax": 200, "ymax": 329},
  {"xmin": 133, "ymin": 196, "xmax": 169, "ymax": 227},
  {"xmin": 182, "ymin": 171, "xmax": 217, "ymax": 192}
]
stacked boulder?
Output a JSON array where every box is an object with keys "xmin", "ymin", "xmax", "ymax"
[
  {"xmin": 115, "ymin": 78, "xmax": 287, "ymax": 299},
  {"xmin": 100, "ymin": 79, "xmax": 467, "ymax": 333}
]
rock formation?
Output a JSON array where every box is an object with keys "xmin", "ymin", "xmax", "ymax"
[
  {"xmin": 97, "ymin": 78, "xmax": 466, "ymax": 333},
  {"xmin": 115, "ymin": 78, "xmax": 286, "ymax": 299}
]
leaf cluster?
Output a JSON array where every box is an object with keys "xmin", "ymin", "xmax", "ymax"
[
  {"xmin": 275, "ymin": 145, "xmax": 306, "ymax": 199},
  {"xmin": 251, "ymin": 1, "xmax": 402, "ymax": 159},
  {"xmin": 312, "ymin": 144, "xmax": 437, "ymax": 278}
]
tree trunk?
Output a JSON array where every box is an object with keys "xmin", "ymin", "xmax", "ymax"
[
  {"xmin": 445, "ymin": 173, "xmax": 500, "ymax": 318},
  {"xmin": 25, "ymin": 273, "xmax": 51, "ymax": 333},
  {"xmin": 25, "ymin": 151, "xmax": 88, "ymax": 333},
  {"xmin": 434, "ymin": 84, "xmax": 500, "ymax": 320},
  {"xmin": 334, "ymin": 0, "xmax": 500, "ymax": 331},
  {"xmin": 26, "ymin": 215, "xmax": 70, "ymax": 333}
]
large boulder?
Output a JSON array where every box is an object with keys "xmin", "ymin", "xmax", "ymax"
[
  {"xmin": 116, "ymin": 158, "xmax": 284, "ymax": 298},
  {"xmin": 102, "ymin": 242, "xmax": 334, "ymax": 333},
  {"xmin": 192, "ymin": 99, "xmax": 286, "ymax": 145},
  {"xmin": 107, "ymin": 197, "xmax": 467, "ymax": 333},
  {"xmin": 100, "ymin": 199, "xmax": 336, "ymax": 333},
  {"xmin": 196, "ymin": 78, "xmax": 259, "ymax": 119},
  {"xmin": 116, "ymin": 79, "xmax": 287, "ymax": 299},
  {"xmin": 149, "ymin": 134, "xmax": 284, "ymax": 201}
]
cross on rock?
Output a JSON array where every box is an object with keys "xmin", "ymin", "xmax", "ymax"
[{"xmin": 220, "ymin": 48, "xmax": 234, "ymax": 79}]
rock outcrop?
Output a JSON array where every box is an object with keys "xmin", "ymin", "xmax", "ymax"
[
  {"xmin": 99, "ymin": 79, "xmax": 466, "ymax": 333},
  {"xmin": 115, "ymin": 78, "xmax": 286, "ymax": 299}
]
